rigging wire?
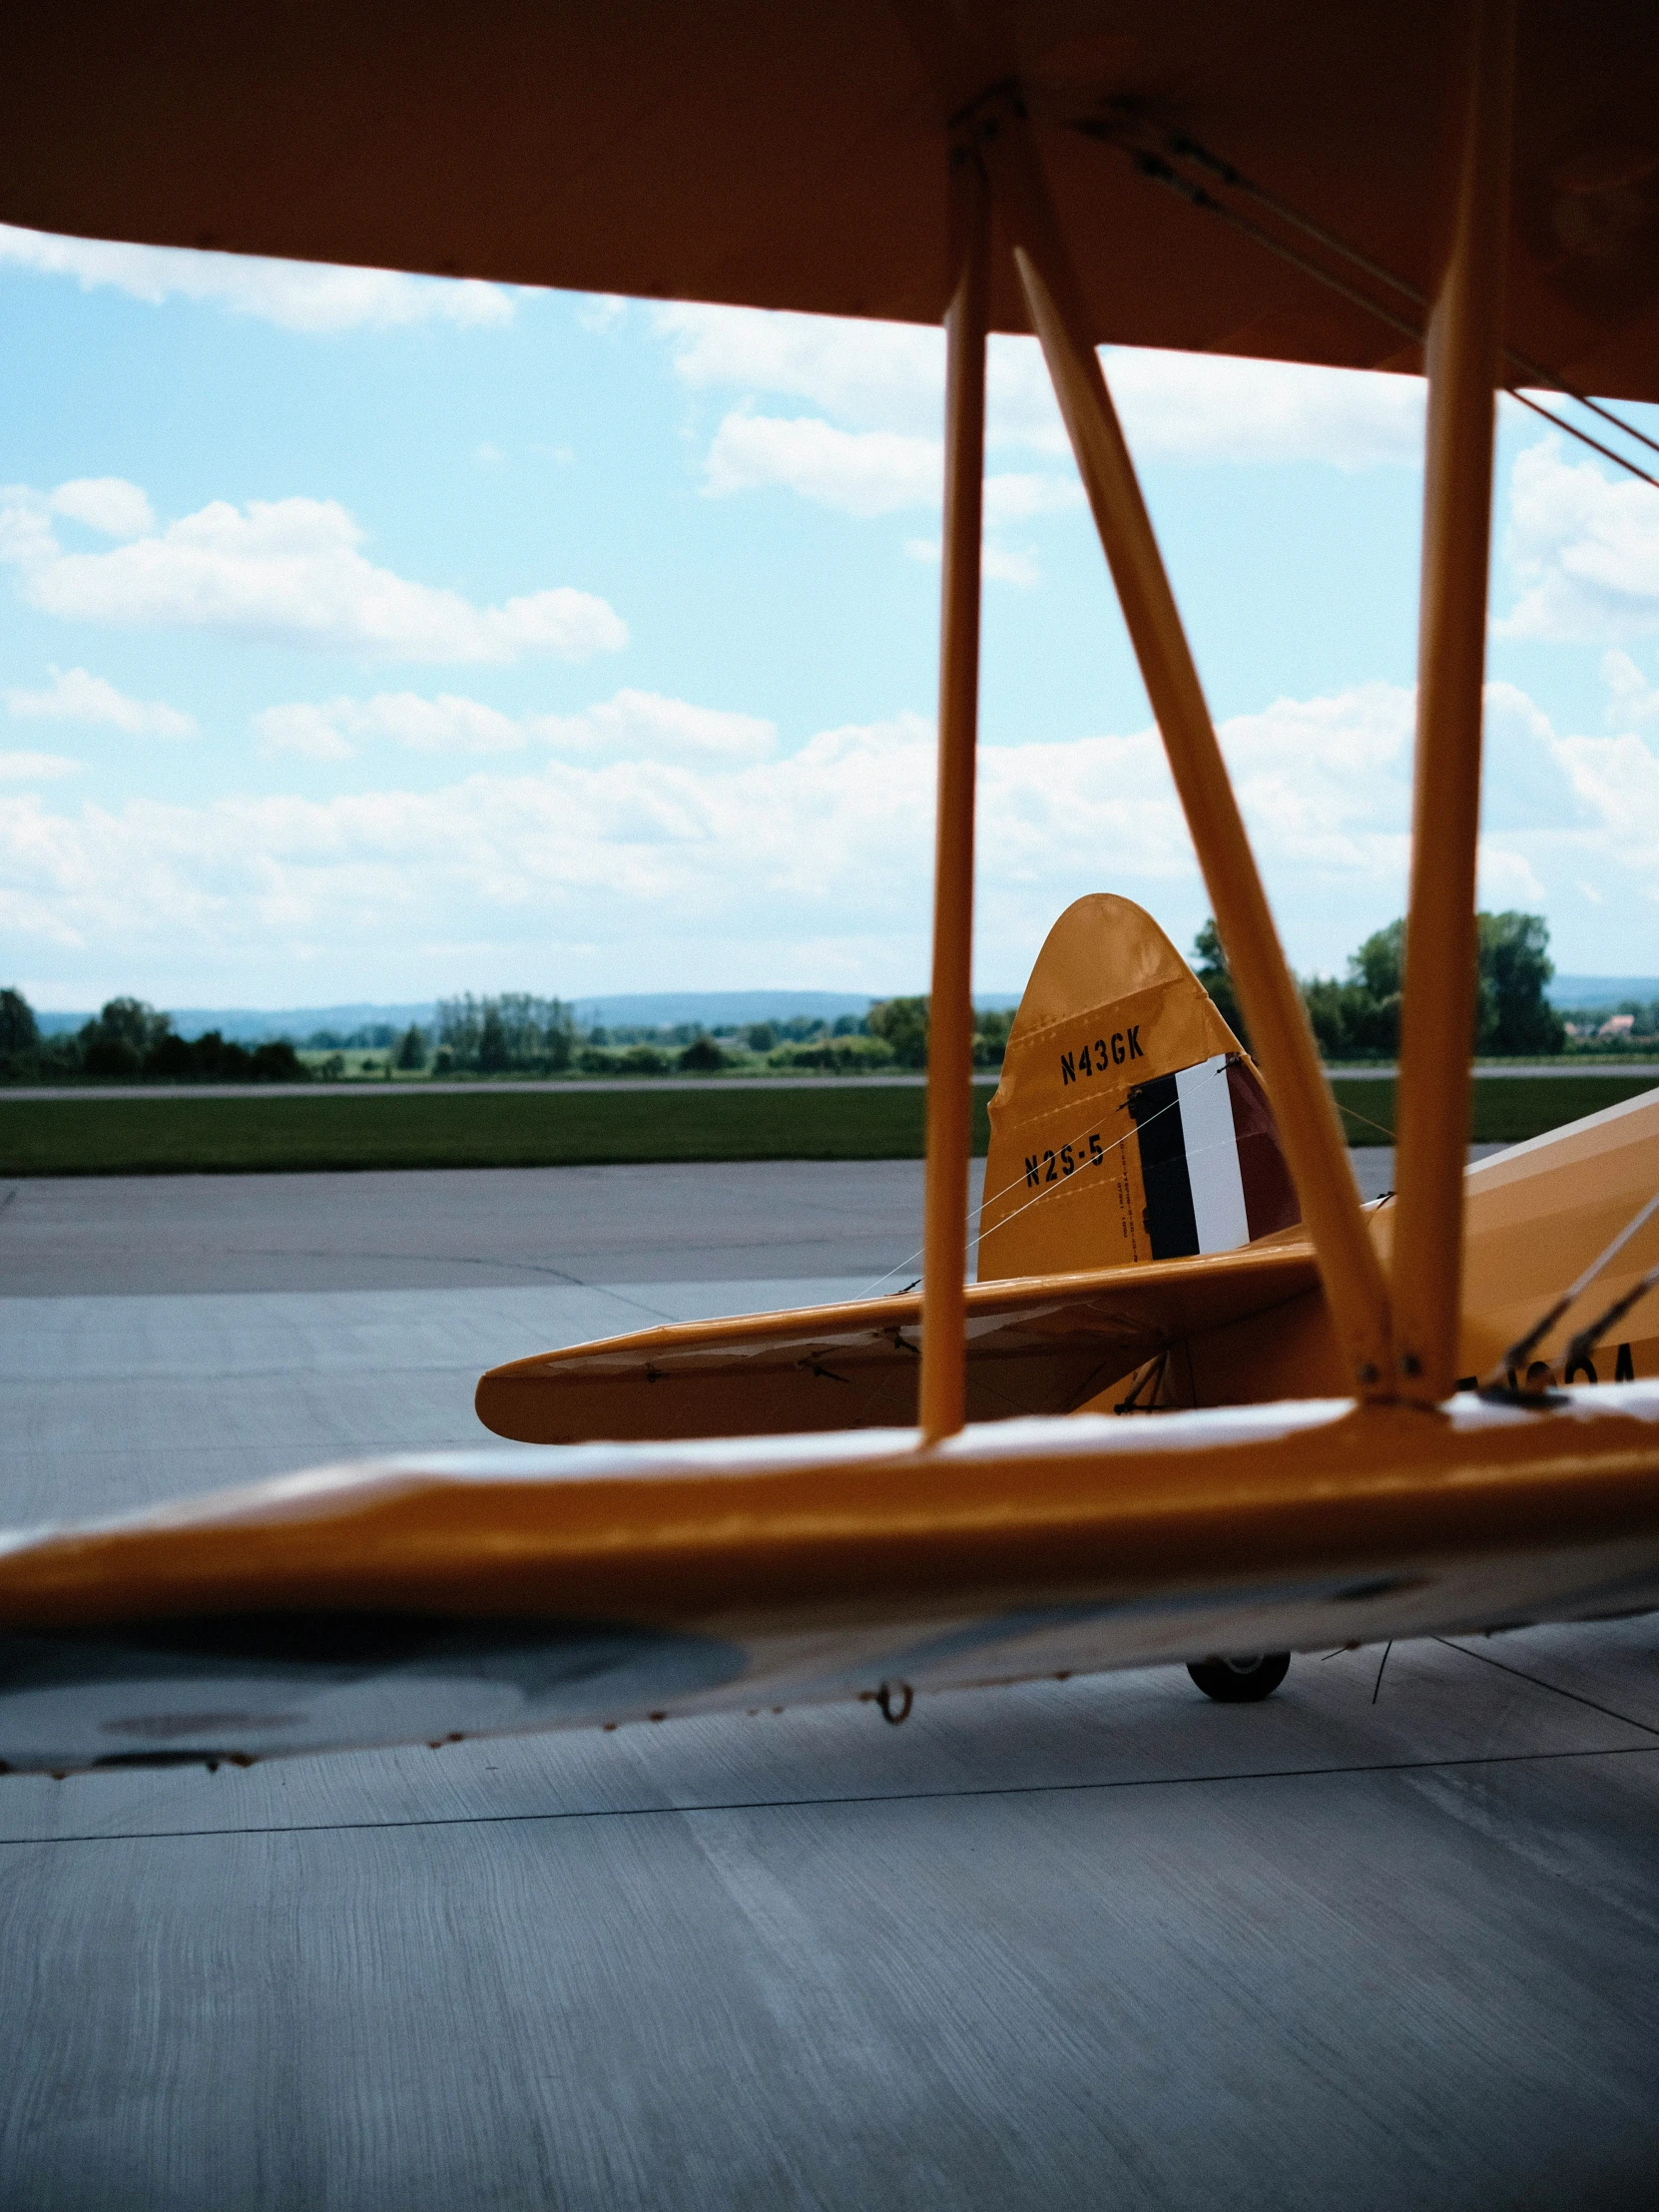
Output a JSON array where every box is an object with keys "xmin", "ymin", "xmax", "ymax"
[
  {"xmin": 1074, "ymin": 118, "xmax": 1659, "ymax": 497},
  {"xmin": 1163, "ymin": 124, "xmax": 1659, "ymax": 465},
  {"xmin": 854, "ymin": 1086, "xmax": 1186, "ymax": 1301},
  {"xmin": 1502, "ymin": 387, "xmax": 1659, "ymax": 486},
  {"xmin": 857, "ymin": 1067, "xmax": 1255, "ymax": 1302},
  {"xmin": 1562, "ymin": 1260, "xmax": 1659, "ymax": 1382},
  {"xmin": 1494, "ymin": 1185, "xmax": 1659, "ymax": 1382},
  {"xmin": 1333, "ymin": 1093, "xmax": 1397, "ymax": 1145},
  {"xmin": 1118, "ymin": 148, "xmax": 1425, "ymax": 349},
  {"xmin": 857, "ymin": 1059, "xmax": 1349, "ymax": 1308}
]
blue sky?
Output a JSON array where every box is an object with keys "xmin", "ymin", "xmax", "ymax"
[{"xmin": 2, "ymin": 225, "xmax": 1656, "ymax": 1012}]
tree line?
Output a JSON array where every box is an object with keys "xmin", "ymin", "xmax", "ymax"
[
  {"xmin": 430, "ymin": 993, "xmax": 574, "ymax": 1074},
  {"xmin": 0, "ymin": 911, "xmax": 1602, "ymax": 1089},
  {"xmin": 1195, "ymin": 910, "xmax": 1568, "ymax": 1059},
  {"xmin": 0, "ymin": 992, "xmax": 308, "ymax": 1083},
  {"xmin": 414, "ymin": 999, "xmax": 1009, "ymax": 1076}
]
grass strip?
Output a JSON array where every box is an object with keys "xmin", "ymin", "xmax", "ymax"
[
  {"xmin": 0, "ymin": 1085, "xmax": 999, "ymax": 1177},
  {"xmin": 1330, "ymin": 1073, "xmax": 1657, "ymax": 1149},
  {"xmin": 0, "ymin": 1073, "xmax": 1651, "ymax": 1177}
]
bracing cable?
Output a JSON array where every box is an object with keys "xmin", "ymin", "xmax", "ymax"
[
  {"xmin": 1493, "ymin": 1185, "xmax": 1659, "ymax": 1383},
  {"xmin": 1073, "ymin": 116, "xmax": 1659, "ymax": 496}
]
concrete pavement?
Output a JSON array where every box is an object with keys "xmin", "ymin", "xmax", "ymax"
[
  {"xmin": 3, "ymin": 1158, "xmax": 1655, "ymax": 2209},
  {"xmin": 0, "ymin": 1152, "xmax": 1424, "ymax": 1300}
]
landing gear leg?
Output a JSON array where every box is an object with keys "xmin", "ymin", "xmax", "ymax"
[{"xmin": 1188, "ymin": 1653, "xmax": 1292, "ymax": 1703}]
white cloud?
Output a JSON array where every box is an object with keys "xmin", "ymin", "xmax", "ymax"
[
  {"xmin": 656, "ymin": 304, "xmax": 947, "ymax": 437},
  {"xmin": 6, "ymin": 677, "xmax": 1648, "ymax": 993},
  {"xmin": 1499, "ymin": 438, "xmax": 1659, "ymax": 641},
  {"xmin": 1220, "ymin": 682, "xmax": 1414, "ymax": 876},
  {"xmin": 659, "ymin": 306, "xmax": 1419, "ymax": 599},
  {"xmin": 983, "ymin": 473, "xmax": 1083, "ymax": 524},
  {"xmin": 1478, "ymin": 671, "xmax": 1659, "ymax": 916},
  {"xmin": 0, "ymin": 226, "xmax": 513, "ymax": 333},
  {"xmin": 48, "ymin": 478, "xmax": 157, "ymax": 537},
  {"xmin": 1547, "ymin": 729, "xmax": 1659, "ymax": 878},
  {"xmin": 6, "ymin": 666, "xmax": 196, "ymax": 739},
  {"xmin": 0, "ymin": 716, "xmax": 945, "ymax": 973},
  {"xmin": 254, "ymin": 704, "xmax": 360, "ymax": 765},
  {"xmin": 255, "ymin": 693, "xmax": 525, "ymax": 762},
  {"xmin": 706, "ymin": 414, "xmax": 940, "ymax": 516},
  {"xmin": 533, "ymin": 690, "xmax": 776, "ymax": 763},
  {"xmin": 0, "ymin": 751, "xmax": 80, "ymax": 782},
  {"xmin": 984, "ymin": 545, "xmax": 1041, "ymax": 589},
  {"xmin": 357, "ymin": 692, "xmax": 525, "ymax": 755},
  {"xmin": 904, "ymin": 536, "xmax": 1042, "ymax": 589},
  {"xmin": 256, "ymin": 687, "xmax": 777, "ymax": 765},
  {"xmin": 1102, "ymin": 350, "xmax": 1423, "ymax": 468},
  {"xmin": 1474, "ymin": 842, "xmax": 1547, "ymax": 904},
  {"xmin": 0, "ymin": 682, "xmax": 1427, "ymax": 988},
  {"xmin": 576, "ymin": 294, "xmax": 627, "ymax": 335},
  {"xmin": 0, "ymin": 482, "xmax": 627, "ymax": 664},
  {"xmin": 0, "ymin": 681, "xmax": 1525, "ymax": 992},
  {"xmin": 656, "ymin": 302, "xmax": 1425, "ymax": 469},
  {"xmin": 703, "ymin": 412, "xmax": 1076, "ymax": 581},
  {"xmin": 1602, "ymin": 648, "xmax": 1659, "ymax": 722}
]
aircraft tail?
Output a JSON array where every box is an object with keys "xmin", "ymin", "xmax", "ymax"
[{"xmin": 978, "ymin": 895, "xmax": 1300, "ymax": 1281}]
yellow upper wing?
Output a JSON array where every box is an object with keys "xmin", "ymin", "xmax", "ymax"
[
  {"xmin": 6, "ymin": 1387, "xmax": 1659, "ymax": 1773},
  {"xmin": 4, "ymin": 5, "xmax": 1658, "ymax": 400}
]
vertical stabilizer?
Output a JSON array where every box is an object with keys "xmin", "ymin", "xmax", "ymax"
[{"xmin": 978, "ymin": 896, "xmax": 1300, "ymax": 1281}]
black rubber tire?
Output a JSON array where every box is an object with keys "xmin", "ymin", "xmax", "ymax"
[{"xmin": 1187, "ymin": 1652, "xmax": 1292, "ymax": 1703}]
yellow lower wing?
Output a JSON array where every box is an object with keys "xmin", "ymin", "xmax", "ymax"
[{"xmin": 474, "ymin": 1090, "xmax": 1659, "ymax": 1446}]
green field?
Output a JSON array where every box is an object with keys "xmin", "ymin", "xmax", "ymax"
[
  {"xmin": 0, "ymin": 1084, "xmax": 997, "ymax": 1176},
  {"xmin": 1330, "ymin": 1073, "xmax": 1657, "ymax": 1149},
  {"xmin": 0, "ymin": 1072, "xmax": 1651, "ymax": 1176}
]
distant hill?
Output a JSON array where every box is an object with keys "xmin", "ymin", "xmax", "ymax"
[
  {"xmin": 570, "ymin": 990, "xmax": 870, "ymax": 1029},
  {"xmin": 1549, "ymin": 976, "xmax": 1659, "ymax": 1010},
  {"xmin": 34, "ymin": 1002, "xmax": 438, "ymax": 1043},
  {"xmin": 573, "ymin": 990, "xmax": 1024, "ymax": 1025},
  {"xmin": 29, "ymin": 988, "xmax": 1024, "ymax": 1044},
  {"xmin": 27, "ymin": 977, "xmax": 1637, "ymax": 1042}
]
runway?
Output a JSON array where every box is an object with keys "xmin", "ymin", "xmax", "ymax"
[
  {"xmin": 7, "ymin": 1060, "xmax": 1655, "ymax": 1101},
  {"xmin": 3, "ymin": 1159, "xmax": 1656, "ymax": 2208},
  {"xmin": 0, "ymin": 1147, "xmax": 1425, "ymax": 1299}
]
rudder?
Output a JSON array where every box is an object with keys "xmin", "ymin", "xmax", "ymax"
[{"xmin": 978, "ymin": 895, "xmax": 1299, "ymax": 1281}]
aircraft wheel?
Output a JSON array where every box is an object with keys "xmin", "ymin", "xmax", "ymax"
[{"xmin": 1187, "ymin": 1652, "xmax": 1291, "ymax": 1703}]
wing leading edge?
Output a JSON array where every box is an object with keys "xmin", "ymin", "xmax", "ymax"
[{"xmin": 5, "ymin": 1387, "xmax": 1659, "ymax": 1774}]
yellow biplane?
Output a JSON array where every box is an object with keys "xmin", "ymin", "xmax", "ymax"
[{"xmin": 3, "ymin": 0, "xmax": 1659, "ymax": 1771}]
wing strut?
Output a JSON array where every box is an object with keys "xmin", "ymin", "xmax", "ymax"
[
  {"xmin": 1392, "ymin": 0, "xmax": 1515, "ymax": 1403},
  {"xmin": 917, "ymin": 137, "xmax": 991, "ymax": 1443},
  {"xmin": 976, "ymin": 100, "xmax": 1394, "ymax": 1400},
  {"xmin": 916, "ymin": 11, "xmax": 1513, "ymax": 1425}
]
